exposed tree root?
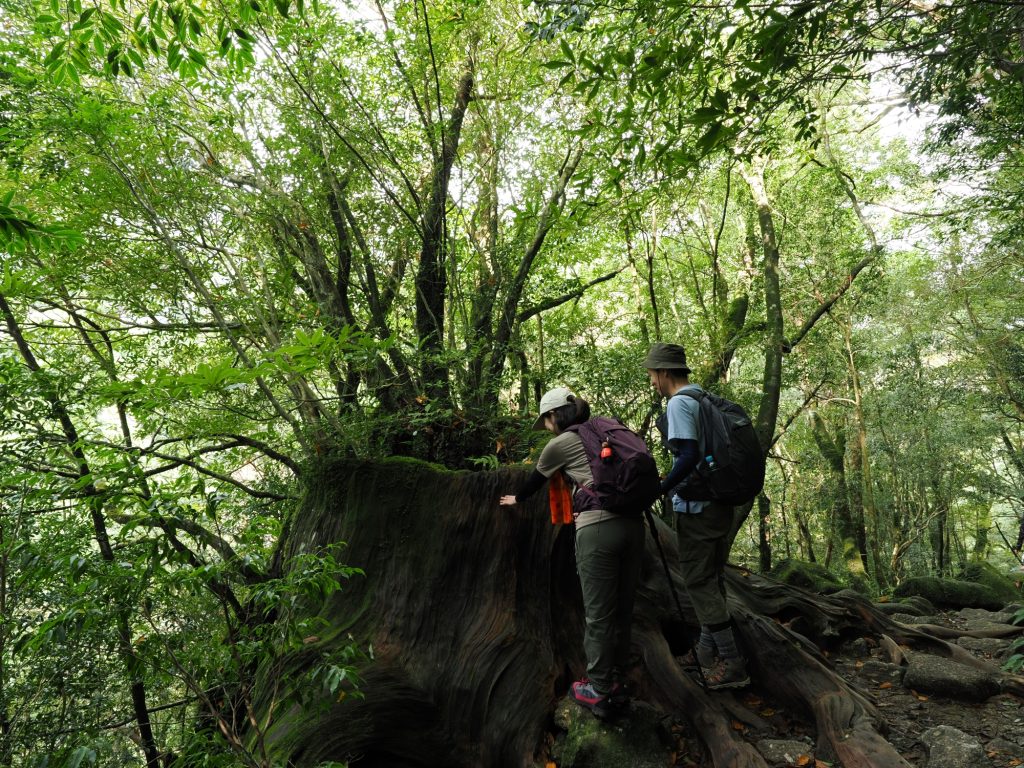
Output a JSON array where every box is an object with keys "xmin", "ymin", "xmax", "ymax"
[{"xmin": 636, "ymin": 623, "xmax": 769, "ymax": 768}]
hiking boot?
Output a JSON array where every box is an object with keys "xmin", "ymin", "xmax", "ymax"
[
  {"xmin": 570, "ymin": 678, "xmax": 615, "ymax": 719},
  {"xmin": 704, "ymin": 657, "xmax": 750, "ymax": 690}
]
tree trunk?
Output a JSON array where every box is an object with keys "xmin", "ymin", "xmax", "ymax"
[
  {"xmin": 255, "ymin": 458, "xmax": 1023, "ymax": 767},
  {"xmin": 740, "ymin": 162, "xmax": 783, "ymax": 455},
  {"xmin": 730, "ymin": 161, "xmax": 783, "ymax": 552},
  {"xmin": 416, "ymin": 62, "xmax": 475, "ymax": 403},
  {"xmin": 843, "ymin": 318, "xmax": 882, "ymax": 586},
  {"xmin": 0, "ymin": 518, "xmax": 8, "ymax": 743},
  {"xmin": 485, "ymin": 147, "xmax": 583, "ymax": 404},
  {"xmin": 810, "ymin": 411, "xmax": 870, "ymax": 588},
  {"xmin": 757, "ymin": 493, "xmax": 772, "ymax": 572}
]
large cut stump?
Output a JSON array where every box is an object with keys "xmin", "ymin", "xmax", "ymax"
[
  {"xmin": 258, "ymin": 458, "xmax": 1024, "ymax": 768},
  {"xmin": 264, "ymin": 458, "xmax": 587, "ymax": 767}
]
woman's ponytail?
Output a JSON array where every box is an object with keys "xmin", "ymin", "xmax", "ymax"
[{"xmin": 552, "ymin": 397, "xmax": 590, "ymax": 431}]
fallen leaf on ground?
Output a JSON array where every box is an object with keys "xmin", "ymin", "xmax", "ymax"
[{"xmin": 879, "ymin": 681, "xmax": 892, "ymax": 689}]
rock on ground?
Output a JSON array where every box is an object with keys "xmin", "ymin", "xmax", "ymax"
[
  {"xmin": 903, "ymin": 652, "xmax": 1001, "ymax": 702},
  {"xmin": 920, "ymin": 725, "xmax": 986, "ymax": 768}
]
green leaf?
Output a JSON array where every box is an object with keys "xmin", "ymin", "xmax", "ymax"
[
  {"xmin": 71, "ymin": 7, "xmax": 97, "ymax": 31},
  {"xmin": 51, "ymin": 61, "xmax": 67, "ymax": 85},
  {"xmin": 559, "ymin": 38, "xmax": 575, "ymax": 65},
  {"xmin": 100, "ymin": 11, "xmax": 126, "ymax": 36},
  {"xmin": 43, "ymin": 40, "xmax": 67, "ymax": 67},
  {"xmin": 690, "ymin": 106, "xmax": 720, "ymax": 125},
  {"xmin": 696, "ymin": 121, "xmax": 723, "ymax": 153},
  {"xmin": 167, "ymin": 41, "xmax": 182, "ymax": 69}
]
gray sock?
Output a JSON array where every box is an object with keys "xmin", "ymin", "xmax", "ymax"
[
  {"xmin": 696, "ymin": 626, "xmax": 716, "ymax": 666},
  {"xmin": 711, "ymin": 625, "xmax": 742, "ymax": 661}
]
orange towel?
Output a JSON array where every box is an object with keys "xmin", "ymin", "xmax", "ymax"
[{"xmin": 548, "ymin": 471, "xmax": 573, "ymax": 525}]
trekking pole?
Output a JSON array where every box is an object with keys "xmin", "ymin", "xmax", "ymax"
[{"xmin": 643, "ymin": 501, "xmax": 708, "ymax": 687}]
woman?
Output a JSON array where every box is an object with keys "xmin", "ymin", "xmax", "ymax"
[{"xmin": 499, "ymin": 387, "xmax": 644, "ymax": 718}]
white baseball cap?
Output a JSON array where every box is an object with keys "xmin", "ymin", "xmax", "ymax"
[{"xmin": 533, "ymin": 386, "xmax": 575, "ymax": 430}]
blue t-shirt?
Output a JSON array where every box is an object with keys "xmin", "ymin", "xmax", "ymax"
[{"xmin": 665, "ymin": 384, "xmax": 706, "ymax": 514}]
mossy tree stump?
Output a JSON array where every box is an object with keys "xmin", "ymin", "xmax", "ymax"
[{"xmin": 259, "ymin": 458, "xmax": 1024, "ymax": 768}]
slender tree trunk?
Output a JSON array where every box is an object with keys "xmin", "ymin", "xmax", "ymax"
[
  {"xmin": 842, "ymin": 319, "xmax": 881, "ymax": 585},
  {"xmin": 740, "ymin": 161, "xmax": 784, "ymax": 454},
  {"xmin": 486, "ymin": 147, "xmax": 583, "ymax": 401},
  {"xmin": 810, "ymin": 411, "xmax": 869, "ymax": 588},
  {"xmin": 464, "ymin": 121, "xmax": 501, "ymax": 412},
  {"xmin": 0, "ymin": 517, "xmax": 8, "ymax": 747},
  {"xmin": 797, "ymin": 511, "xmax": 817, "ymax": 563},
  {"xmin": 733, "ymin": 161, "xmax": 783, "ymax": 552},
  {"xmin": 935, "ymin": 506, "xmax": 949, "ymax": 576},
  {"xmin": 535, "ymin": 314, "xmax": 546, "ymax": 398},
  {"xmin": 647, "ymin": 211, "xmax": 662, "ymax": 342},
  {"xmin": 417, "ymin": 60, "xmax": 475, "ymax": 402},
  {"xmin": 514, "ymin": 349, "xmax": 530, "ymax": 415},
  {"xmin": 0, "ymin": 293, "xmax": 162, "ymax": 768},
  {"xmin": 758, "ymin": 494, "xmax": 772, "ymax": 572},
  {"xmin": 624, "ymin": 217, "xmax": 651, "ymax": 348}
]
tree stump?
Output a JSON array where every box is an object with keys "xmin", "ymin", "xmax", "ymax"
[{"xmin": 258, "ymin": 458, "xmax": 1024, "ymax": 767}]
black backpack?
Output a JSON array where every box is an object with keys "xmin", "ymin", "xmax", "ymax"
[
  {"xmin": 656, "ymin": 390, "xmax": 765, "ymax": 506},
  {"xmin": 566, "ymin": 417, "xmax": 662, "ymax": 516}
]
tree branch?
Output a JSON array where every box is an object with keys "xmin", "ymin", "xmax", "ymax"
[
  {"xmin": 785, "ymin": 138, "xmax": 882, "ymax": 353},
  {"xmin": 488, "ymin": 145, "xmax": 584, "ymax": 389},
  {"xmin": 516, "ymin": 267, "xmax": 625, "ymax": 323}
]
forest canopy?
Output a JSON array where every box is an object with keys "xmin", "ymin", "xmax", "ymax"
[{"xmin": 0, "ymin": 0, "xmax": 1022, "ymax": 765}]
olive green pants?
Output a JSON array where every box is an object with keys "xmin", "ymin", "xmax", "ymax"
[
  {"xmin": 575, "ymin": 515, "xmax": 645, "ymax": 694},
  {"xmin": 675, "ymin": 502, "xmax": 735, "ymax": 627}
]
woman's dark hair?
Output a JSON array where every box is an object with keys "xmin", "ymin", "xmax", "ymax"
[{"xmin": 551, "ymin": 396, "xmax": 590, "ymax": 431}]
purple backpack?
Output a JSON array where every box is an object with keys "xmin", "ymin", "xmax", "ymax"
[{"xmin": 566, "ymin": 417, "xmax": 661, "ymax": 516}]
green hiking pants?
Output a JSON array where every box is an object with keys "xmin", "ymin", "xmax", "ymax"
[
  {"xmin": 575, "ymin": 514, "xmax": 645, "ymax": 694},
  {"xmin": 675, "ymin": 502, "xmax": 735, "ymax": 627}
]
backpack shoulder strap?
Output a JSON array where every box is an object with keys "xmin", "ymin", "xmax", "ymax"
[
  {"xmin": 567, "ymin": 417, "xmax": 622, "ymax": 439},
  {"xmin": 673, "ymin": 389, "xmax": 705, "ymax": 403},
  {"xmin": 564, "ymin": 420, "xmax": 600, "ymax": 455}
]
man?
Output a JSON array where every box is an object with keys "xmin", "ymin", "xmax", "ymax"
[{"xmin": 644, "ymin": 342, "xmax": 750, "ymax": 690}]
